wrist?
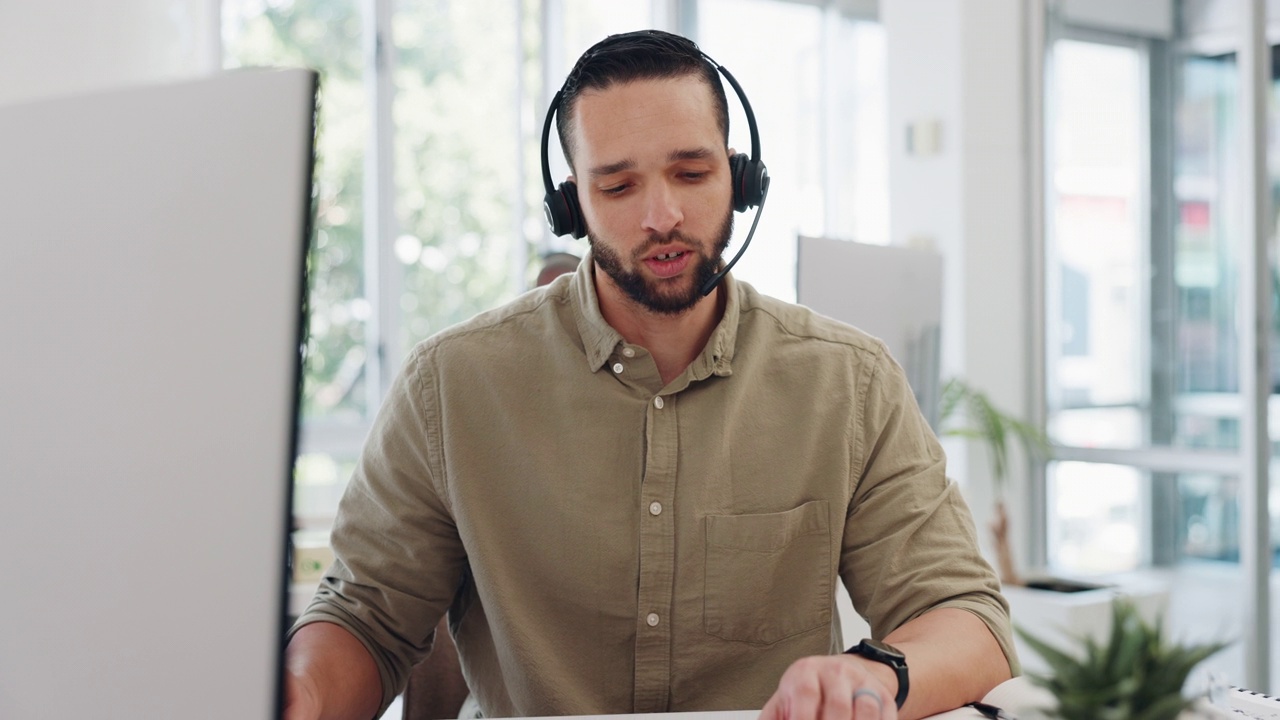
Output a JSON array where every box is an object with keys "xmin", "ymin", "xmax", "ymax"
[
  {"xmin": 844, "ymin": 638, "xmax": 909, "ymax": 709},
  {"xmin": 843, "ymin": 653, "xmax": 898, "ymax": 698}
]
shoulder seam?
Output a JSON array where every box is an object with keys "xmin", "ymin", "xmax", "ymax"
[
  {"xmin": 409, "ymin": 343, "xmax": 452, "ymax": 514},
  {"xmin": 849, "ymin": 343, "xmax": 887, "ymax": 503},
  {"xmin": 740, "ymin": 301, "xmax": 883, "ymax": 358},
  {"xmin": 420, "ymin": 289, "xmax": 564, "ymax": 351}
]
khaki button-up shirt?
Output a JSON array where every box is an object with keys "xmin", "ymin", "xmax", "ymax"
[{"xmin": 292, "ymin": 256, "xmax": 1016, "ymax": 717}]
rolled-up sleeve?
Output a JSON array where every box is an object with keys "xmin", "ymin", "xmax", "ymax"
[
  {"xmin": 840, "ymin": 345, "xmax": 1020, "ymax": 675},
  {"xmin": 288, "ymin": 344, "xmax": 468, "ymax": 715}
]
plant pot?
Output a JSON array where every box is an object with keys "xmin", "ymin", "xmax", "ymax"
[{"xmin": 1004, "ymin": 578, "xmax": 1170, "ymax": 676}]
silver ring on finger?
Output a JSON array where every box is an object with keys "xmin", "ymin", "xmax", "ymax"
[{"xmin": 852, "ymin": 687, "xmax": 883, "ymax": 713}]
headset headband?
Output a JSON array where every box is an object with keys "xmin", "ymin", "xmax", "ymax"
[{"xmin": 539, "ymin": 40, "xmax": 763, "ymax": 199}]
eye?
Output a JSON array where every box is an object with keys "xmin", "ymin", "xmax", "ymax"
[
  {"xmin": 600, "ymin": 183, "xmax": 630, "ymax": 196},
  {"xmin": 680, "ymin": 171, "xmax": 708, "ymax": 182}
]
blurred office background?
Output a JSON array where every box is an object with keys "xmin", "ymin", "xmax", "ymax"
[{"xmin": 8, "ymin": 0, "xmax": 1280, "ymax": 694}]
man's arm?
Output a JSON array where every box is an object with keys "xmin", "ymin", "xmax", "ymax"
[
  {"xmin": 284, "ymin": 622, "xmax": 382, "ymax": 720},
  {"xmin": 758, "ymin": 607, "xmax": 1011, "ymax": 720},
  {"xmin": 287, "ymin": 345, "xmax": 469, "ymax": 717},
  {"xmin": 758, "ymin": 344, "xmax": 1016, "ymax": 719}
]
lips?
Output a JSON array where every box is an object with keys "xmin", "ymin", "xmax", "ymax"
[{"xmin": 642, "ymin": 247, "xmax": 693, "ymax": 278}]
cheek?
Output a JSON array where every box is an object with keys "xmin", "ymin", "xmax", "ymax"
[
  {"xmin": 581, "ymin": 196, "xmax": 640, "ymax": 235},
  {"xmin": 701, "ymin": 181, "xmax": 732, "ymax": 210},
  {"xmin": 688, "ymin": 183, "xmax": 733, "ymax": 223}
]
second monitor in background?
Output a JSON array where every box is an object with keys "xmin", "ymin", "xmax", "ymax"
[{"xmin": 796, "ymin": 236, "xmax": 943, "ymax": 430}]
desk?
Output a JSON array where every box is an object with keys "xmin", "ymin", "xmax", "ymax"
[{"xmin": 492, "ymin": 677, "xmax": 1044, "ymax": 720}]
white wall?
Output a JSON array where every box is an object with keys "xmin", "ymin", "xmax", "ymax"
[
  {"xmin": 882, "ymin": 1, "xmax": 965, "ymax": 376},
  {"xmin": 883, "ymin": 0, "xmax": 1033, "ymax": 565},
  {"xmin": 0, "ymin": 0, "xmax": 218, "ymax": 107}
]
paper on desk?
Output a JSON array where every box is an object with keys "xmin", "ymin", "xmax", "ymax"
[
  {"xmin": 937, "ymin": 677, "xmax": 1241, "ymax": 720},
  {"xmin": 920, "ymin": 677, "xmax": 1054, "ymax": 719},
  {"xmin": 922, "ymin": 707, "xmax": 988, "ymax": 719}
]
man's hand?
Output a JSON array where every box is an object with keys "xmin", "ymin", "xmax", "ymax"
[
  {"xmin": 758, "ymin": 654, "xmax": 898, "ymax": 720},
  {"xmin": 759, "ymin": 608, "xmax": 1013, "ymax": 720}
]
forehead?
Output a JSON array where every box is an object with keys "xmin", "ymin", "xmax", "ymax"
[{"xmin": 570, "ymin": 76, "xmax": 723, "ymax": 164}]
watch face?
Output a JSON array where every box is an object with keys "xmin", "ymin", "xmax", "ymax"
[{"xmin": 863, "ymin": 639, "xmax": 905, "ymax": 661}]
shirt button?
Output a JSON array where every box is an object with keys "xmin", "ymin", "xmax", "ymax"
[
  {"xmin": 612, "ymin": 362, "xmax": 624, "ymax": 374},
  {"xmin": 649, "ymin": 501, "xmax": 662, "ymax": 516},
  {"xmin": 646, "ymin": 613, "xmax": 660, "ymax": 627},
  {"xmin": 653, "ymin": 396, "xmax": 664, "ymax": 409},
  {"xmin": 622, "ymin": 347, "xmax": 635, "ymax": 358}
]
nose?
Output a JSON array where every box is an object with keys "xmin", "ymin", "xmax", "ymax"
[{"xmin": 640, "ymin": 179, "xmax": 682, "ymax": 235}]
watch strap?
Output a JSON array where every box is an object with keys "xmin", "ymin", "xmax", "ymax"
[{"xmin": 844, "ymin": 639, "xmax": 909, "ymax": 709}]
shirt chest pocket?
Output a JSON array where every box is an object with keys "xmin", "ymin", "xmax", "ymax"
[{"xmin": 703, "ymin": 500, "xmax": 832, "ymax": 644}]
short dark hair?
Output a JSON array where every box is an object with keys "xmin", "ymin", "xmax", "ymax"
[{"xmin": 555, "ymin": 30, "xmax": 730, "ymax": 170}]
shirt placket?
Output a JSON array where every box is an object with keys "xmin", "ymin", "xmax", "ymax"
[{"xmin": 633, "ymin": 390, "xmax": 677, "ymax": 712}]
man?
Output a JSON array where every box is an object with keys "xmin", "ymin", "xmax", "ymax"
[{"xmin": 285, "ymin": 31, "xmax": 1016, "ymax": 720}]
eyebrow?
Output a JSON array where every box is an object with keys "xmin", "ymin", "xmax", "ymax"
[
  {"xmin": 587, "ymin": 147, "xmax": 717, "ymax": 178},
  {"xmin": 669, "ymin": 147, "xmax": 715, "ymax": 162},
  {"xmin": 588, "ymin": 159, "xmax": 635, "ymax": 178}
]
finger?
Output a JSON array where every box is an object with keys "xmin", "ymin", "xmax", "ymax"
[
  {"xmin": 785, "ymin": 671, "xmax": 823, "ymax": 720},
  {"xmin": 818, "ymin": 665, "xmax": 854, "ymax": 720},
  {"xmin": 852, "ymin": 687, "xmax": 885, "ymax": 720},
  {"xmin": 758, "ymin": 692, "xmax": 784, "ymax": 720}
]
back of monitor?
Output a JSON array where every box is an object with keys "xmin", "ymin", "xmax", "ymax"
[
  {"xmin": 0, "ymin": 69, "xmax": 316, "ymax": 719},
  {"xmin": 796, "ymin": 236, "xmax": 944, "ymax": 429}
]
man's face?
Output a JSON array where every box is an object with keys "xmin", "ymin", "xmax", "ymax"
[{"xmin": 568, "ymin": 75, "xmax": 735, "ymax": 315}]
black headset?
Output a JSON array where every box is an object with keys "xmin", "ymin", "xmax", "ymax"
[{"xmin": 540, "ymin": 31, "xmax": 769, "ymax": 295}]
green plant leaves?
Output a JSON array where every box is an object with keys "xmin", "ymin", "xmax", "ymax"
[
  {"xmin": 1016, "ymin": 598, "xmax": 1228, "ymax": 720},
  {"xmin": 939, "ymin": 378, "xmax": 1052, "ymax": 495}
]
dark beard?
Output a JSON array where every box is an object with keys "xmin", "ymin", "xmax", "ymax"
[{"xmin": 588, "ymin": 208, "xmax": 734, "ymax": 316}]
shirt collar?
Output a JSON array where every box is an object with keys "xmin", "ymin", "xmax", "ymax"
[{"xmin": 569, "ymin": 248, "xmax": 740, "ymax": 380}]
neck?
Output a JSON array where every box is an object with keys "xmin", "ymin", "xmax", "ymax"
[{"xmin": 594, "ymin": 265, "xmax": 724, "ymax": 386}]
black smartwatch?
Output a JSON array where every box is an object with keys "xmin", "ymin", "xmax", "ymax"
[{"xmin": 844, "ymin": 638, "xmax": 909, "ymax": 709}]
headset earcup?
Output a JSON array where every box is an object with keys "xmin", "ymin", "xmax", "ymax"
[
  {"xmin": 729, "ymin": 154, "xmax": 749, "ymax": 212},
  {"xmin": 746, "ymin": 160, "xmax": 768, "ymax": 209},
  {"xmin": 543, "ymin": 180, "xmax": 586, "ymax": 238},
  {"xmin": 730, "ymin": 154, "xmax": 768, "ymax": 212},
  {"xmin": 560, "ymin": 181, "xmax": 585, "ymax": 238}
]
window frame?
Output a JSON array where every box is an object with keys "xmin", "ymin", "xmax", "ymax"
[{"xmin": 1042, "ymin": 24, "xmax": 1162, "ymax": 568}]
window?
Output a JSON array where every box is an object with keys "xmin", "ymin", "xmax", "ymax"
[
  {"xmin": 1046, "ymin": 38, "xmax": 1148, "ymax": 456},
  {"xmin": 1039, "ymin": 0, "xmax": 1280, "ymax": 687},
  {"xmin": 225, "ymin": 0, "xmax": 370, "ymax": 426},
  {"xmin": 1048, "ymin": 462, "xmax": 1144, "ymax": 573},
  {"xmin": 391, "ymin": 0, "xmax": 524, "ymax": 352}
]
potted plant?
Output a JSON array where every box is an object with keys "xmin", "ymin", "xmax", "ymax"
[
  {"xmin": 938, "ymin": 377, "xmax": 1051, "ymax": 586},
  {"xmin": 1016, "ymin": 598, "xmax": 1228, "ymax": 720}
]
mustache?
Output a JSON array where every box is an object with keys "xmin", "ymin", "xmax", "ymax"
[{"xmin": 631, "ymin": 231, "xmax": 701, "ymax": 259}]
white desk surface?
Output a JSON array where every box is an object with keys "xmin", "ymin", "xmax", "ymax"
[{"xmin": 492, "ymin": 677, "xmax": 1042, "ymax": 720}]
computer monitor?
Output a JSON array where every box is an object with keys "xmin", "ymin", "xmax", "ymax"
[
  {"xmin": 796, "ymin": 236, "xmax": 944, "ymax": 430},
  {"xmin": 0, "ymin": 69, "xmax": 316, "ymax": 719}
]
